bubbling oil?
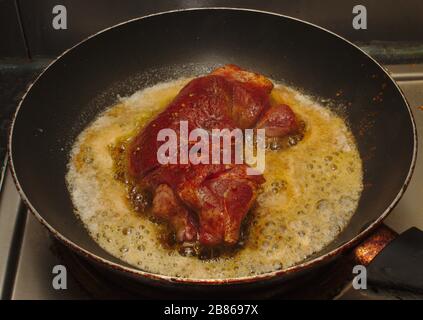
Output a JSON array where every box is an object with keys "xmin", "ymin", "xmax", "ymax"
[{"xmin": 66, "ymin": 77, "xmax": 363, "ymax": 279}]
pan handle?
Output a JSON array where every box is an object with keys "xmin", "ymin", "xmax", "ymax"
[{"xmin": 353, "ymin": 224, "xmax": 423, "ymax": 294}]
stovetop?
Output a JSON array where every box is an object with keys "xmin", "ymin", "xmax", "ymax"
[{"xmin": 0, "ymin": 61, "xmax": 422, "ymax": 300}]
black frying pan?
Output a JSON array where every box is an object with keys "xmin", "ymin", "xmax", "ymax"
[{"xmin": 8, "ymin": 8, "xmax": 417, "ymax": 295}]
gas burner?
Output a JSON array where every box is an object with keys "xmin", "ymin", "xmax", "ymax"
[{"xmin": 52, "ymin": 236, "xmax": 355, "ymax": 299}]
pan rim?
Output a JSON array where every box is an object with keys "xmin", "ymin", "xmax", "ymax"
[{"xmin": 8, "ymin": 7, "xmax": 418, "ymax": 285}]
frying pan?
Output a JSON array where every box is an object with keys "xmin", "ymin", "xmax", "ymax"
[{"xmin": 8, "ymin": 8, "xmax": 417, "ymax": 295}]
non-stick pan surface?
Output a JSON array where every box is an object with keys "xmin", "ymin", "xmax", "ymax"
[{"xmin": 9, "ymin": 8, "xmax": 416, "ymax": 287}]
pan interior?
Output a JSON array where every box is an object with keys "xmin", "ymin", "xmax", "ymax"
[{"xmin": 10, "ymin": 9, "xmax": 415, "ymax": 280}]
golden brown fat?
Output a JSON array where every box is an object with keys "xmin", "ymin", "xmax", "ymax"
[{"xmin": 66, "ymin": 77, "xmax": 363, "ymax": 280}]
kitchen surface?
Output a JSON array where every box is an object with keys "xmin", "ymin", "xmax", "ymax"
[{"xmin": 1, "ymin": 1, "xmax": 423, "ymax": 300}]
